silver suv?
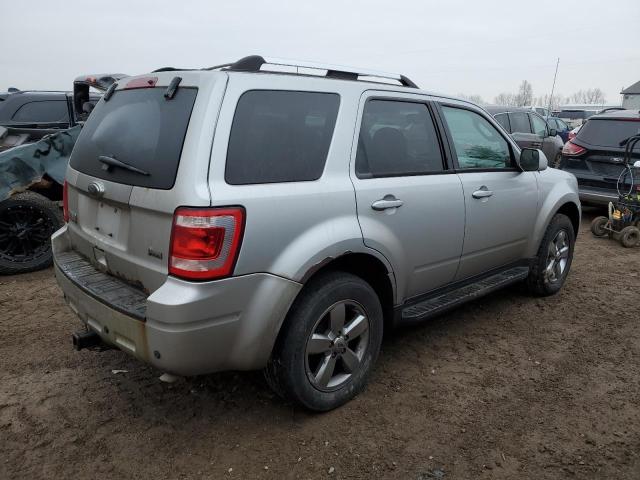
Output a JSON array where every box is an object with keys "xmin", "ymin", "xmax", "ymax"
[{"xmin": 53, "ymin": 56, "xmax": 580, "ymax": 411}]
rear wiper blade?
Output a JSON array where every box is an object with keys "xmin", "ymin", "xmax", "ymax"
[
  {"xmin": 98, "ymin": 155, "xmax": 149, "ymax": 175},
  {"xmin": 619, "ymin": 134, "xmax": 640, "ymax": 147}
]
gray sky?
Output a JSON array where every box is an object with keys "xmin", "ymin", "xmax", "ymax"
[{"xmin": 2, "ymin": 0, "xmax": 639, "ymax": 104}]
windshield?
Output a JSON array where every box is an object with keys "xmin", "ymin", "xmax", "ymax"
[{"xmin": 557, "ymin": 110, "xmax": 596, "ymax": 120}]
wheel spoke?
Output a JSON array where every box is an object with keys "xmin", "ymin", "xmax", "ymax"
[
  {"xmin": 329, "ymin": 303, "xmax": 346, "ymax": 333},
  {"xmin": 557, "ymin": 230, "xmax": 566, "ymax": 246},
  {"xmin": 545, "ymin": 258, "xmax": 556, "ymax": 278},
  {"xmin": 341, "ymin": 348, "xmax": 360, "ymax": 373},
  {"xmin": 554, "ymin": 260, "xmax": 563, "ymax": 279},
  {"xmin": 558, "ymin": 246, "xmax": 569, "ymax": 259},
  {"xmin": 343, "ymin": 314, "xmax": 368, "ymax": 340},
  {"xmin": 314, "ymin": 354, "xmax": 337, "ymax": 388},
  {"xmin": 307, "ymin": 334, "xmax": 333, "ymax": 354}
]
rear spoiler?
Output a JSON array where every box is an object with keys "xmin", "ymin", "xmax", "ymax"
[{"xmin": 72, "ymin": 73, "xmax": 128, "ymax": 121}]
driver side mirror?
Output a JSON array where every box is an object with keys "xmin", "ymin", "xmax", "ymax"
[
  {"xmin": 520, "ymin": 148, "xmax": 548, "ymax": 172},
  {"xmin": 547, "ymin": 128, "xmax": 557, "ymax": 137}
]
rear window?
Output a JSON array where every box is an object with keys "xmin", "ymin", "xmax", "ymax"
[
  {"xmin": 225, "ymin": 90, "xmax": 340, "ymax": 185},
  {"xmin": 577, "ymin": 119, "xmax": 640, "ymax": 148},
  {"xmin": 70, "ymin": 87, "xmax": 197, "ymax": 190}
]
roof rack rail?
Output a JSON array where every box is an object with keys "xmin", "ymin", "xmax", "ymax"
[{"xmin": 204, "ymin": 55, "xmax": 418, "ymax": 88}]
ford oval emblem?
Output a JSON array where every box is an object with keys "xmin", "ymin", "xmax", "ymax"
[{"xmin": 87, "ymin": 181, "xmax": 105, "ymax": 197}]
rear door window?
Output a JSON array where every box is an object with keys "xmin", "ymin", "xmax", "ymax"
[
  {"xmin": 356, "ymin": 100, "xmax": 444, "ymax": 178},
  {"xmin": 577, "ymin": 119, "xmax": 640, "ymax": 147},
  {"xmin": 70, "ymin": 87, "xmax": 198, "ymax": 190},
  {"xmin": 11, "ymin": 100, "xmax": 69, "ymax": 123},
  {"xmin": 225, "ymin": 90, "xmax": 340, "ymax": 185},
  {"xmin": 508, "ymin": 113, "xmax": 532, "ymax": 134}
]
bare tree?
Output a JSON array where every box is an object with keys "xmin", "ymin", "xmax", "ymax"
[
  {"xmin": 514, "ymin": 80, "xmax": 533, "ymax": 106},
  {"xmin": 569, "ymin": 88, "xmax": 606, "ymax": 105},
  {"xmin": 493, "ymin": 92, "xmax": 516, "ymax": 105},
  {"xmin": 457, "ymin": 93, "xmax": 485, "ymax": 105}
]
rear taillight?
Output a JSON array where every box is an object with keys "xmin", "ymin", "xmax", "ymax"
[
  {"xmin": 562, "ymin": 141, "xmax": 586, "ymax": 156},
  {"xmin": 63, "ymin": 181, "xmax": 69, "ymax": 222},
  {"xmin": 169, "ymin": 207, "xmax": 245, "ymax": 280}
]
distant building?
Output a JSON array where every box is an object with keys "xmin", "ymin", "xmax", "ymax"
[{"xmin": 621, "ymin": 81, "xmax": 640, "ymax": 109}]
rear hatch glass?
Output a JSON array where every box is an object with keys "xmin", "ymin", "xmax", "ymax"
[
  {"xmin": 70, "ymin": 87, "xmax": 197, "ymax": 189},
  {"xmin": 577, "ymin": 119, "xmax": 640, "ymax": 148}
]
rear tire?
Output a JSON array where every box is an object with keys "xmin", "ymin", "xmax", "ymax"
[
  {"xmin": 527, "ymin": 214, "xmax": 575, "ymax": 296},
  {"xmin": 590, "ymin": 216, "xmax": 609, "ymax": 237},
  {"xmin": 0, "ymin": 191, "xmax": 63, "ymax": 275},
  {"xmin": 265, "ymin": 272, "xmax": 383, "ymax": 411},
  {"xmin": 620, "ymin": 226, "xmax": 640, "ymax": 248}
]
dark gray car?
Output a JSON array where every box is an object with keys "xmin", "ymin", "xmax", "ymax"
[{"xmin": 486, "ymin": 106, "xmax": 564, "ymax": 167}]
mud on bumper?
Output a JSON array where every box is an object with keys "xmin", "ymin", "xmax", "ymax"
[{"xmin": 52, "ymin": 226, "xmax": 302, "ymax": 375}]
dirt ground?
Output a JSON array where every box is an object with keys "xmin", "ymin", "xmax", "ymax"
[{"xmin": 1, "ymin": 209, "xmax": 639, "ymax": 480}]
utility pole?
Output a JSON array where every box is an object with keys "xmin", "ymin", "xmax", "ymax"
[{"xmin": 547, "ymin": 57, "xmax": 560, "ymax": 118}]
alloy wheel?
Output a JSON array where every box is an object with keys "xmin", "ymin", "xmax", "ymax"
[
  {"xmin": 544, "ymin": 229, "xmax": 570, "ymax": 284},
  {"xmin": 305, "ymin": 300, "xmax": 370, "ymax": 392}
]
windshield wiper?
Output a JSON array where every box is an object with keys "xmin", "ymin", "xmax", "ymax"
[{"xmin": 98, "ymin": 155, "xmax": 149, "ymax": 175}]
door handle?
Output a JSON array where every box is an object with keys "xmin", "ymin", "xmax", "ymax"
[
  {"xmin": 531, "ymin": 142, "xmax": 542, "ymax": 148},
  {"xmin": 472, "ymin": 187, "xmax": 493, "ymax": 199},
  {"xmin": 371, "ymin": 197, "xmax": 404, "ymax": 211}
]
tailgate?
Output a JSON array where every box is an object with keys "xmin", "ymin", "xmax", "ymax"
[{"xmin": 63, "ymin": 71, "xmax": 227, "ymax": 293}]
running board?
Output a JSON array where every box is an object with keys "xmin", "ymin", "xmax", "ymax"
[{"xmin": 401, "ymin": 266, "xmax": 529, "ymax": 322}]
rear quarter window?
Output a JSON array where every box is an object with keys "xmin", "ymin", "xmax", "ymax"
[
  {"xmin": 69, "ymin": 87, "xmax": 197, "ymax": 189},
  {"xmin": 225, "ymin": 90, "xmax": 340, "ymax": 185}
]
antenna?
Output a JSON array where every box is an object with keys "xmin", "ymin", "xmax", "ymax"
[{"xmin": 546, "ymin": 58, "xmax": 560, "ymax": 118}]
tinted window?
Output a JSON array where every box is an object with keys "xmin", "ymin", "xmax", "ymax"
[
  {"xmin": 11, "ymin": 100, "xmax": 69, "ymax": 123},
  {"xmin": 356, "ymin": 100, "xmax": 443, "ymax": 177},
  {"xmin": 70, "ymin": 87, "xmax": 197, "ymax": 190},
  {"xmin": 577, "ymin": 119, "xmax": 640, "ymax": 148},
  {"xmin": 530, "ymin": 114, "xmax": 548, "ymax": 136},
  {"xmin": 557, "ymin": 110, "xmax": 595, "ymax": 120},
  {"xmin": 509, "ymin": 113, "xmax": 532, "ymax": 133},
  {"xmin": 226, "ymin": 91, "xmax": 339, "ymax": 185},
  {"xmin": 556, "ymin": 119, "xmax": 568, "ymax": 130},
  {"xmin": 494, "ymin": 113, "xmax": 510, "ymax": 132},
  {"xmin": 442, "ymin": 106, "xmax": 512, "ymax": 169}
]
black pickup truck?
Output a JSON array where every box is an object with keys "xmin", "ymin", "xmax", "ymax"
[
  {"xmin": 0, "ymin": 74, "xmax": 126, "ymax": 152},
  {"xmin": 0, "ymin": 74, "xmax": 126, "ymax": 275}
]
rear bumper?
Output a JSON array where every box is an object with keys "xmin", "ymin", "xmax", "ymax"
[
  {"xmin": 578, "ymin": 187, "xmax": 618, "ymax": 205},
  {"xmin": 52, "ymin": 225, "xmax": 302, "ymax": 375}
]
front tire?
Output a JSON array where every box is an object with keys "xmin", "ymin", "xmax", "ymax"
[
  {"xmin": 265, "ymin": 272, "xmax": 383, "ymax": 411},
  {"xmin": 527, "ymin": 213, "xmax": 575, "ymax": 296},
  {"xmin": 0, "ymin": 191, "xmax": 63, "ymax": 275},
  {"xmin": 590, "ymin": 216, "xmax": 609, "ymax": 237}
]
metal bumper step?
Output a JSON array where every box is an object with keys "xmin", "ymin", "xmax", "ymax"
[
  {"xmin": 402, "ymin": 266, "xmax": 529, "ymax": 322},
  {"xmin": 55, "ymin": 251, "xmax": 147, "ymax": 320}
]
